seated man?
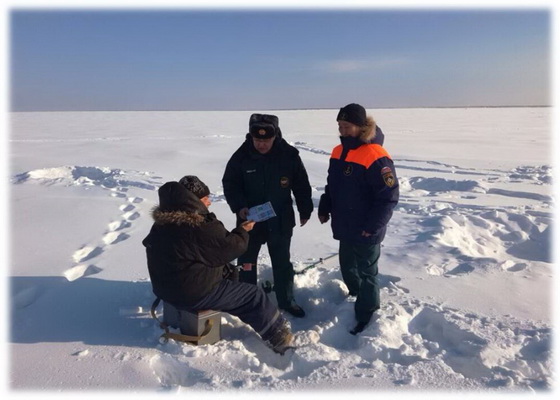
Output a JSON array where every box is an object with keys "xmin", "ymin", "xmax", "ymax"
[{"xmin": 142, "ymin": 176, "xmax": 293, "ymax": 354}]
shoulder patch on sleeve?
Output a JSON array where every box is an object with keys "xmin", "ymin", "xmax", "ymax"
[
  {"xmin": 380, "ymin": 166, "xmax": 392, "ymax": 175},
  {"xmin": 381, "ymin": 168, "xmax": 396, "ymax": 187}
]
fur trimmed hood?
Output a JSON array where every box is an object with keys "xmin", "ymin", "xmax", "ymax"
[
  {"xmin": 152, "ymin": 181, "xmax": 210, "ymax": 226},
  {"xmin": 359, "ymin": 116, "xmax": 377, "ymax": 143},
  {"xmin": 151, "ymin": 206, "xmax": 205, "ymax": 227}
]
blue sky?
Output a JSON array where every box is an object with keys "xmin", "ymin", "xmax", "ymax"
[{"xmin": 10, "ymin": 9, "xmax": 551, "ymax": 111}]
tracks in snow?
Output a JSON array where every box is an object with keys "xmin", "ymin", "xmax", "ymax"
[{"xmin": 12, "ymin": 166, "xmax": 163, "ymax": 283}]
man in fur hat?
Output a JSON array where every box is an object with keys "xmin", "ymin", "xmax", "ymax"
[
  {"xmin": 222, "ymin": 114, "xmax": 313, "ymax": 318},
  {"xmin": 318, "ymin": 103, "xmax": 399, "ymax": 335}
]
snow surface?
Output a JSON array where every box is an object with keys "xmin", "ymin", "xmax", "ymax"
[{"xmin": 6, "ymin": 108, "xmax": 555, "ymax": 395}]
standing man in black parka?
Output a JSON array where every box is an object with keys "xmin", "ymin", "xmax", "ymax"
[
  {"xmin": 222, "ymin": 114, "xmax": 313, "ymax": 318},
  {"xmin": 318, "ymin": 103, "xmax": 399, "ymax": 335}
]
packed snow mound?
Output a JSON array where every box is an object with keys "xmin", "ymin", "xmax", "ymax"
[
  {"xmin": 507, "ymin": 165, "xmax": 552, "ymax": 184},
  {"xmin": 146, "ymin": 294, "xmax": 551, "ymax": 390},
  {"xmin": 12, "ymin": 165, "xmax": 160, "ymax": 191},
  {"xmin": 422, "ymin": 211, "xmax": 552, "ymax": 263},
  {"xmin": 405, "ymin": 176, "xmax": 486, "ymax": 193}
]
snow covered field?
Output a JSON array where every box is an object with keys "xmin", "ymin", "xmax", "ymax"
[{"xmin": 7, "ymin": 108, "xmax": 554, "ymax": 394}]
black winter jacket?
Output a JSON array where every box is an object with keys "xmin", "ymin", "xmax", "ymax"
[
  {"xmin": 222, "ymin": 134, "xmax": 313, "ymax": 239},
  {"xmin": 319, "ymin": 134, "xmax": 399, "ymax": 244},
  {"xmin": 142, "ymin": 189, "xmax": 249, "ymax": 307}
]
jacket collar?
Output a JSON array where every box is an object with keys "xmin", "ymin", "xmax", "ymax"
[
  {"xmin": 243, "ymin": 133, "xmax": 282, "ymax": 157},
  {"xmin": 340, "ymin": 135, "xmax": 367, "ymax": 150}
]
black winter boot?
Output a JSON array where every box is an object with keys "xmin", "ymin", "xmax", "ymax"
[
  {"xmin": 280, "ymin": 303, "xmax": 306, "ymax": 318},
  {"xmin": 349, "ymin": 321, "xmax": 368, "ymax": 335}
]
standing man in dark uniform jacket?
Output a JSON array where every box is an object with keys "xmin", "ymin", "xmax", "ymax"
[
  {"xmin": 222, "ymin": 114, "xmax": 313, "ymax": 318},
  {"xmin": 318, "ymin": 103, "xmax": 399, "ymax": 334}
]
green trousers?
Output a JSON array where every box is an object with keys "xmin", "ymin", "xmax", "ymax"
[
  {"xmin": 339, "ymin": 240, "xmax": 381, "ymax": 323},
  {"xmin": 238, "ymin": 234, "xmax": 295, "ymax": 309}
]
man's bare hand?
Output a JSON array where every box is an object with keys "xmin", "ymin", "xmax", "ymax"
[{"xmin": 241, "ymin": 220, "xmax": 255, "ymax": 232}]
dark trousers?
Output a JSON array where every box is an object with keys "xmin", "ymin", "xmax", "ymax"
[
  {"xmin": 339, "ymin": 241, "xmax": 381, "ymax": 323},
  {"xmin": 189, "ymin": 279, "xmax": 283, "ymax": 340},
  {"xmin": 237, "ymin": 234, "xmax": 295, "ymax": 309}
]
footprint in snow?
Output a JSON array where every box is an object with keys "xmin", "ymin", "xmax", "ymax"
[
  {"xmin": 108, "ymin": 219, "xmax": 131, "ymax": 232},
  {"xmin": 72, "ymin": 246, "xmax": 104, "ymax": 263},
  {"xmin": 444, "ymin": 263, "xmax": 475, "ymax": 277},
  {"xmin": 102, "ymin": 231, "xmax": 130, "ymax": 245},
  {"xmin": 123, "ymin": 211, "xmax": 140, "ymax": 221},
  {"xmin": 120, "ymin": 204, "xmax": 135, "ymax": 212},
  {"xmin": 65, "ymin": 193, "xmax": 143, "ymax": 278},
  {"xmin": 110, "ymin": 191, "xmax": 127, "ymax": 199},
  {"xmin": 379, "ymin": 274, "xmax": 410, "ymax": 293},
  {"xmin": 63, "ymin": 264, "xmax": 103, "ymax": 282},
  {"xmin": 500, "ymin": 260, "xmax": 528, "ymax": 273},
  {"xmin": 425, "ymin": 264, "xmax": 445, "ymax": 276},
  {"xmin": 507, "ymin": 263, "xmax": 528, "ymax": 272}
]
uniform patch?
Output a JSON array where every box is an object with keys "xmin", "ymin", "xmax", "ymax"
[
  {"xmin": 382, "ymin": 171, "xmax": 396, "ymax": 187},
  {"xmin": 344, "ymin": 164, "xmax": 353, "ymax": 176},
  {"xmin": 280, "ymin": 177, "xmax": 290, "ymax": 188},
  {"xmin": 380, "ymin": 166, "xmax": 392, "ymax": 175}
]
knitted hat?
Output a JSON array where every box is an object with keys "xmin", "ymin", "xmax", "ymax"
[
  {"xmin": 249, "ymin": 113, "xmax": 280, "ymax": 139},
  {"xmin": 178, "ymin": 175, "xmax": 210, "ymax": 199},
  {"xmin": 336, "ymin": 103, "xmax": 367, "ymax": 127}
]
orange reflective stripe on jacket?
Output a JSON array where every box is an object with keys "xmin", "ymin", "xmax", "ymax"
[
  {"xmin": 331, "ymin": 145, "xmax": 343, "ymax": 160},
  {"xmin": 331, "ymin": 143, "xmax": 391, "ymax": 168}
]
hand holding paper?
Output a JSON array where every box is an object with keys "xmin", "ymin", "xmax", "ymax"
[{"xmin": 246, "ymin": 202, "xmax": 277, "ymax": 222}]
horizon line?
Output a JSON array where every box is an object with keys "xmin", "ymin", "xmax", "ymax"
[{"xmin": 9, "ymin": 105, "xmax": 551, "ymax": 113}]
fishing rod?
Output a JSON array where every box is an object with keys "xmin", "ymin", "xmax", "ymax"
[{"xmin": 262, "ymin": 253, "xmax": 338, "ymax": 293}]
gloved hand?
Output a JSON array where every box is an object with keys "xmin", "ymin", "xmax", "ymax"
[{"xmin": 223, "ymin": 263, "xmax": 240, "ymax": 282}]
